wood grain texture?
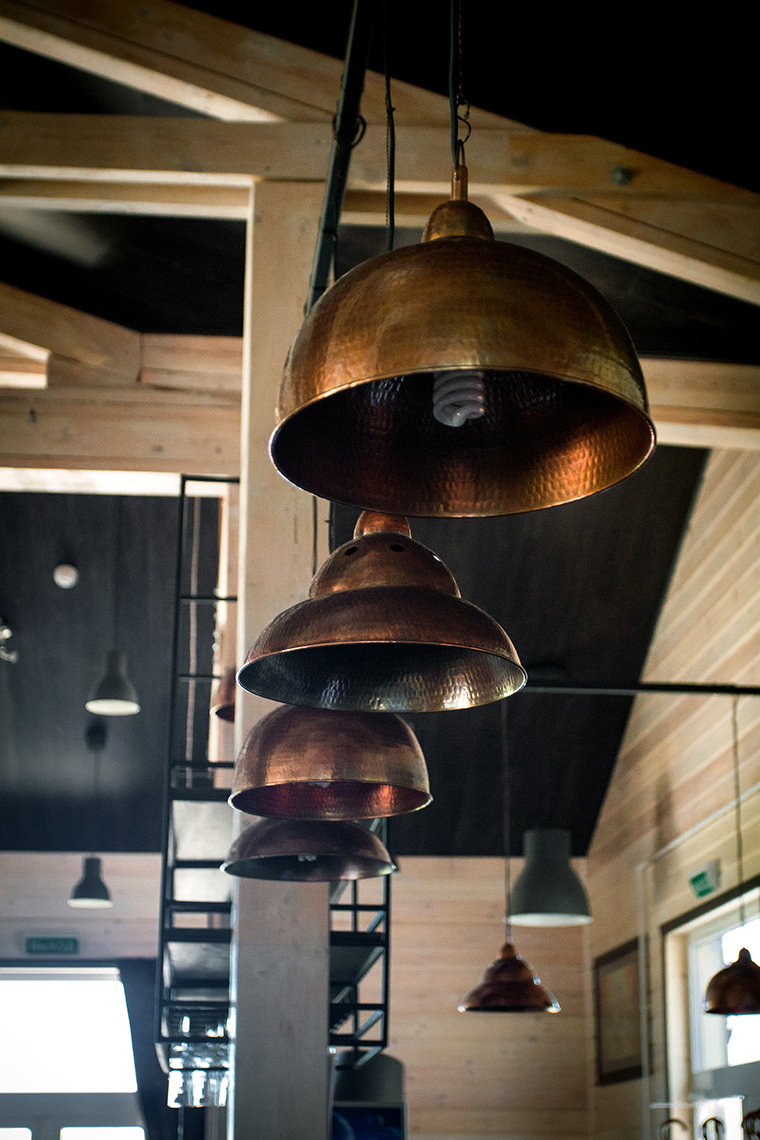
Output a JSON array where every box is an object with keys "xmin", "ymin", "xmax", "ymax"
[
  {"xmin": 587, "ymin": 448, "xmax": 760, "ymax": 1140},
  {"xmin": 390, "ymin": 857, "xmax": 591, "ymax": 1138}
]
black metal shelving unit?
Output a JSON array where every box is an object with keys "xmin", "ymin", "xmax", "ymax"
[{"xmin": 155, "ymin": 475, "xmax": 392, "ymax": 1105}]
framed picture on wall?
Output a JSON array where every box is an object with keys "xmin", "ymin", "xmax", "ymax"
[{"xmin": 594, "ymin": 937, "xmax": 643, "ymax": 1085}]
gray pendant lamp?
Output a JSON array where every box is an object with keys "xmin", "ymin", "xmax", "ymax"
[
  {"xmin": 705, "ymin": 699, "xmax": 760, "ymax": 1015},
  {"xmin": 86, "ymin": 650, "xmax": 140, "ymax": 716},
  {"xmin": 67, "ymin": 855, "xmax": 113, "ymax": 908},
  {"xmin": 508, "ymin": 828, "xmax": 592, "ymax": 927}
]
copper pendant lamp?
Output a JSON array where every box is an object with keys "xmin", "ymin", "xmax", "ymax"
[
  {"xmin": 271, "ymin": 164, "xmax": 655, "ymax": 518},
  {"xmin": 210, "ymin": 666, "xmax": 236, "ymax": 722},
  {"xmin": 237, "ymin": 511, "xmax": 525, "ymax": 712},
  {"xmin": 458, "ymin": 937, "xmax": 560, "ymax": 1012},
  {"xmin": 704, "ymin": 699, "xmax": 760, "ymax": 1014},
  {"xmin": 460, "ymin": 701, "xmax": 560, "ymax": 1012},
  {"xmin": 221, "ymin": 818, "xmax": 395, "ymax": 881},
  {"xmin": 229, "ymin": 704, "xmax": 431, "ymax": 820},
  {"xmin": 704, "ymin": 948, "xmax": 760, "ymax": 1015}
]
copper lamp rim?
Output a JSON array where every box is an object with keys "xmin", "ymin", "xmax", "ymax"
[{"xmin": 229, "ymin": 780, "xmax": 433, "ymax": 819}]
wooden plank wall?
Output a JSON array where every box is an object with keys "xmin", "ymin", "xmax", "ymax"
[
  {"xmin": 586, "ymin": 449, "xmax": 760, "ymax": 1140},
  {"xmin": 389, "ymin": 857, "xmax": 591, "ymax": 1140}
]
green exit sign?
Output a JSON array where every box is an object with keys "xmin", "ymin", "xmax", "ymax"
[{"xmin": 25, "ymin": 936, "xmax": 80, "ymax": 956}]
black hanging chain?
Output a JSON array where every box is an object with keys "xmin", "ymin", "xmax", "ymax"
[
  {"xmin": 501, "ymin": 699, "xmax": 512, "ymax": 933},
  {"xmin": 449, "ymin": 0, "xmax": 471, "ymax": 166}
]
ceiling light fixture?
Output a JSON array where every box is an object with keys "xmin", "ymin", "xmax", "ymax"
[
  {"xmin": 237, "ymin": 511, "xmax": 525, "ymax": 712},
  {"xmin": 459, "ymin": 702, "xmax": 559, "ymax": 1012},
  {"xmin": 67, "ymin": 855, "xmax": 113, "ymax": 908},
  {"xmin": 221, "ymin": 818, "xmax": 395, "ymax": 882},
  {"xmin": 270, "ymin": 4, "xmax": 654, "ymax": 518},
  {"xmin": 86, "ymin": 650, "xmax": 140, "ymax": 716},
  {"xmin": 210, "ymin": 666, "xmax": 236, "ymax": 722},
  {"xmin": 508, "ymin": 828, "xmax": 592, "ymax": 926},
  {"xmin": 704, "ymin": 698, "xmax": 760, "ymax": 1014},
  {"xmin": 229, "ymin": 704, "xmax": 431, "ymax": 819}
]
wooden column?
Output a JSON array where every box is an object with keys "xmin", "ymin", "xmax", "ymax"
[{"xmin": 231, "ymin": 180, "xmax": 330, "ymax": 1140}]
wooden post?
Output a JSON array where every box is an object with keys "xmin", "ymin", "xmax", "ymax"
[{"xmin": 231, "ymin": 180, "xmax": 330, "ymax": 1140}]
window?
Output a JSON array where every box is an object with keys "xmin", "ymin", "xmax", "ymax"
[
  {"xmin": 0, "ymin": 967, "xmax": 137, "ymax": 1094},
  {"xmin": 0, "ymin": 965, "xmax": 142, "ymax": 1138}
]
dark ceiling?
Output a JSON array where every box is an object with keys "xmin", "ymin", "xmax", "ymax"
[{"xmin": 0, "ymin": 3, "xmax": 752, "ymax": 857}]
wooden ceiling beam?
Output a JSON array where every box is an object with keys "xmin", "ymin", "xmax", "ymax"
[
  {"xmin": 0, "ymin": 279, "xmax": 140, "ymax": 378},
  {"xmin": 0, "ymin": 0, "xmax": 514, "ymax": 128},
  {"xmin": 496, "ymin": 194, "xmax": 760, "ymax": 305},
  {"xmin": 0, "ymin": 114, "xmax": 754, "ymax": 204}
]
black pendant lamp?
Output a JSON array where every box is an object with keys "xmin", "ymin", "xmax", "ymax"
[
  {"xmin": 459, "ymin": 703, "xmax": 559, "ymax": 1012},
  {"xmin": 221, "ymin": 818, "xmax": 395, "ymax": 882},
  {"xmin": 269, "ymin": 4, "xmax": 654, "ymax": 518},
  {"xmin": 67, "ymin": 855, "xmax": 113, "ymax": 908},
  {"xmin": 508, "ymin": 828, "xmax": 592, "ymax": 927},
  {"xmin": 86, "ymin": 651, "xmax": 140, "ymax": 716},
  {"xmin": 705, "ymin": 699, "xmax": 760, "ymax": 1015},
  {"xmin": 238, "ymin": 511, "xmax": 524, "ymax": 712}
]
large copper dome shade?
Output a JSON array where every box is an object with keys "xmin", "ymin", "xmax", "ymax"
[
  {"xmin": 237, "ymin": 511, "xmax": 525, "ymax": 712},
  {"xmin": 229, "ymin": 704, "xmax": 431, "ymax": 819},
  {"xmin": 271, "ymin": 196, "xmax": 655, "ymax": 517},
  {"xmin": 221, "ymin": 818, "xmax": 395, "ymax": 881}
]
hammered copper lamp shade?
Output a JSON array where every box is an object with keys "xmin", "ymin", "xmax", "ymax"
[
  {"xmin": 221, "ymin": 818, "xmax": 395, "ymax": 881},
  {"xmin": 458, "ymin": 939, "xmax": 560, "ymax": 1012},
  {"xmin": 271, "ymin": 196, "xmax": 655, "ymax": 518},
  {"xmin": 229, "ymin": 704, "xmax": 431, "ymax": 819},
  {"xmin": 704, "ymin": 948, "xmax": 760, "ymax": 1014},
  {"xmin": 237, "ymin": 511, "xmax": 525, "ymax": 712}
]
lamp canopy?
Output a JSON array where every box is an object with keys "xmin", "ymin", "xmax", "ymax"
[
  {"xmin": 221, "ymin": 818, "xmax": 395, "ymax": 882},
  {"xmin": 67, "ymin": 855, "xmax": 113, "ymax": 908},
  {"xmin": 458, "ymin": 938, "xmax": 560, "ymax": 1012},
  {"xmin": 704, "ymin": 947, "xmax": 760, "ymax": 1015},
  {"xmin": 271, "ymin": 193, "xmax": 655, "ymax": 518},
  {"xmin": 229, "ymin": 704, "xmax": 431, "ymax": 820},
  {"xmin": 85, "ymin": 650, "xmax": 140, "ymax": 716},
  {"xmin": 509, "ymin": 828, "xmax": 592, "ymax": 926},
  {"xmin": 237, "ymin": 511, "xmax": 525, "ymax": 712}
]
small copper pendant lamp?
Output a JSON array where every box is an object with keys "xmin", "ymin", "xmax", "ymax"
[
  {"xmin": 210, "ymin": 666, "xmax": 237, "ymax": 722},
  {"xmin": 459, "ymin": 701, "xmax": 559, "ymax": 1012},
  {"xmin": 458, "ymin": 937, "xmax": 560, "ymax": 1012},
  {"xmin": 704, "ymin": 699, "xmax": 760, "ymax": 1015},
  {"xmin": 704, "ymin": 948, "xmax": 760, "ymax": 1015},
  {"xmin": 229, "ymin": 704, "xmax": 431, "ymax": 820},
  {"xmin": 271, "ymin": 164, "xmax": 654, "ymax": 518},
  {"xmin": 221, "ymin": 818, "xmax": 395, "ymax": 882},
  {"xmin": 237, "ymin": 511, "xmax": 525, "ymax": 712}
]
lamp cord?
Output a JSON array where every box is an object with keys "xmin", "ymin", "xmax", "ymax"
[
  {"xmin": 448, "ymin": 0, "xmax": 471, "ymax": 166},
  {"xmin": 731, "ymin": 697, "xmax": 746, "ymax": 926},
  {"xmin": 383, "ymin": 1, "xmax": 395, "ymax": 252},
  {"xmin": 501, "ymin": 698, "xmax": 512, "ymax": 936}
]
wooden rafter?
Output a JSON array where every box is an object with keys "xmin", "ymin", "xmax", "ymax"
[{"xmin": 0, "ymin": 283, "xmax": 757, "ymax": 466}]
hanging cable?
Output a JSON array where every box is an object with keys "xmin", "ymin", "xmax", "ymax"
[
  {"xmin": 383, "ymin": 1, "xmax": 395, "ymax": 252},
  {"xmin": 501, "ymin": 699, "xmax": 512, "ymax": 932},
  {"xmin": 731, "ymin": 697, "xmax": 746, "ymax": 926}
]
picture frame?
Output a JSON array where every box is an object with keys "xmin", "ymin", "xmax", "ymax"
[{"xmin": 594, "ymin": 937, "xmax": 643, "ymax": 1085}]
